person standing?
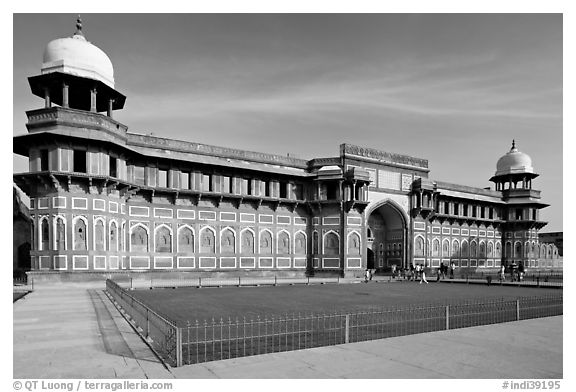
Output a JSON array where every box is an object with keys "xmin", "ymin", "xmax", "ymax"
[
  {"xmin": 499, "ymin": 265, "xmax": 506, "ymax": 282},
  {"xmin": 449, "ymin": 262, "xmax": 455, "ymax": 279},
  {"xmin": 419, "ymin": 264, "xmax": 428, "ymax": 284}
]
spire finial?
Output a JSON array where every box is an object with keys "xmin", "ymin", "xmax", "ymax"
[
  {"xmin": 512, "ymin": 139, "xmax": 516, "ymax": 149},
  {"xmin": 74, "ymin": 15, "xmax": 84, "ymax": 37}
]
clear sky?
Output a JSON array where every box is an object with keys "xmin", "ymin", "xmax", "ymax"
[{"xmin": 12, "ymin": 13, "xmax": 563, "ymax": 231}]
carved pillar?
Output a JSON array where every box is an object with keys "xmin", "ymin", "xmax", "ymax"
[
  {"xmin": 44, "ymin": 88, "xmax": 51, "ymax": 108},
  {"xmin": 62, "ymin": 83, "xmax": 69, "ymax": 108},
  {"xmin": 107, "ymin": 99, "xmax": 114, "ymax": 118},
  {"xmin": 90, "ymin": 87, "xmax": 97, "ymax": 112}
]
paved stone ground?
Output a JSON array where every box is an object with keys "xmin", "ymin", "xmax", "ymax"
[{"xmin": 13, "ymin": 284, "xmax": 562, "ymax": 379}]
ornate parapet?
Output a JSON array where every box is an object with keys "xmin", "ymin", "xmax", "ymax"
[
  {"xmin": 127, "ymin": 133, "xmax": 309, "ymax": 169},
  {"xmin": 340, "ymin": 143, "xmax": 429, "ymax": 171},
  {"xmin": 26, "ymin": 107, "xmax": 128, "ymax": 138}
]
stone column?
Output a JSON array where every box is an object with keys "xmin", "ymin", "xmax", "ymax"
[
  {"xmin": 107, "ymin": 99, "xmax": 114, "ymax": 118},
  {"xmin": 62, "ymin": 83, "xmax": 69, "ymax": 108},
  {"xmin": 44, "ymin": 88, "xmax": 51, "ymax": 108},
  {"xmin": 90, "ymin": 88, "xmax": 97, "ymax": 112}
]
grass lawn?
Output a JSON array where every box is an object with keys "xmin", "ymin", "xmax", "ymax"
[{"xmin": 131, "ymin": 281, "xmax": 561, "ymax": 326}]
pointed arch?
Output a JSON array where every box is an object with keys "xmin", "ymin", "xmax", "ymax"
[
  {"xmin": 259, "ymin": 229, "xmax": 273, "ymax": 254},
  {"xmin": 479, "ymin": 240, "xmax": 486, "ymax": 258},
  {"xmin": 72, "ymin": 216, "xmax": 88, "ymax": 251},
  {"xmin": 323, "ymin": 230, "xmax": 340, "ymax": 255},
  {"xmin": 461, "ymin": 239, "xmax": 469, "ymax": 258},
  {"xmin": 109, "ymin": 219, "xmax": 118, "ymax": 252},
  {"xmin": 294, "ymin": 230, "xmax": 307, "ymax": 255},
  {"xmin": 432, "ymin": 238, "xmax": 440, "ymax": 257},
  {"xmin": 277, "ymin": 229, "xmax": 291, "ymax": 254},
  {"xmin": 413, "ymin": 235, "xmax": 425, "ymax": 257},
  {"xmin": 154, "ymin": 224, "xmax": 173, "ymax": 253},
  {"xmin": 514, "ymin": 241, "xmax": 522, "ymax": 258},
  {"xmin": 442, "ymin": 238, "xmax": 450, "ymax": 257},
  {"xmin": 40, "ymin": 216, "xmax": 50, "ymax": 251},
  {"xmin": 452, "ymin": 239, "xmax": 460, "ymax": 257},
  {"xmin": 240, "ymin": 227, "xmax": 255, "ymax": 254},
  {"xmin": 347, "ymin": 230, "xmax": 361, "ymax": 255},
  {"xmin": 220, "ymin": 226, "xmax": 236, "ymax": 253},
  {"xmin": 177, "ymin": 224, "xmax": 195, "ymax": 253},
  {"xmin": 53, "ymin": 214, "xmax": 67, "ymax": 251},
  {"xmin": 130, "ymin": 223, "xmax": 149, "ymax": 252},
  {"xmin": 93, "ymin": 217, "xmax": 106, "ymax": 251},
  {"xmin": 199, "ymin": 226, "xmax": 216, "ymax": 253}
]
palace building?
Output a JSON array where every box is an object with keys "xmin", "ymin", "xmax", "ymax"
[{"xmin": 13, "ymin": 19, "xmax": 561, "ymax": 281}]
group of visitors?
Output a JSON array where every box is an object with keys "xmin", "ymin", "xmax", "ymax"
[
  {"xmin": 499, "ymin": 262, "xmax": 526, "ymax": 282},
  {"xmin": 403, "ymin": 263, "xmax": 428, "ymax": 284},
  {"xmin": 436, "ymin": 262, "xmax": 456, "ymax": 280}
]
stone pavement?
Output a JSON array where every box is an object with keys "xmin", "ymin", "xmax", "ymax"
[{"xmin": 13, "ymin": 284, "xmax": 563, "ymax": 379}]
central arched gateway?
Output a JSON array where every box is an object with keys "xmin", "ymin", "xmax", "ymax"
[{"xmin": 366, "ymin": 200, "xmax": 409, "ymax": 270}]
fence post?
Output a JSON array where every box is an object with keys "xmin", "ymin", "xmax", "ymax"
[
  {"xmin": 516, "ymin": 299, "xmax": 520, "ymax": 321},
  {"xmin": 238, "ymin": 276, "xmax": 241, "ymax": 287},
  {"xmin": 274, "ymin": 276, "xmax": 277, "ymax": 286},
  {"xmin": 130, "ymin": 277, "xmax": 133, "ymax": 290},
  {"xmin": 176, "ymin": 326, "xmax": 183, "ymax": 367},
  {"xmin": 146, "ymin": 307, "xmax": 150, "ymax": 338},
  {"xmin": 199, "ymin": 277, "xmax": 202, "ymax": 288},
  {"xmin": 445, "ymin": 305, "xmax": 450, "ymax": 330}
]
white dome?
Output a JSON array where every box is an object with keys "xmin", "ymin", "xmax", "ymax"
[
  {"xmin": 41, "ymin": 28, "xmax": 115, "ymax": 88},
  {"xmin": 495, "ymin": 141, "xmax": 534, "ymax": 176}
]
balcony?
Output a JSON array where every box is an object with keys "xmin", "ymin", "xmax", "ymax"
[
  {"xmin": 502, "ymin": 188, "xmax": 541, "ymax": 199},
  {"xmin": 26, "ymin": 107, "xmax": 128, "ymax": 139}
]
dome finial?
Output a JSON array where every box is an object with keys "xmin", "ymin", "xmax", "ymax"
[
  {"xmin": 74, "ymin": 15, "xmax": 84, "ymax": 37},
  {"xmin": 510, "ymin": 139, "xmax": 518, "ymax": 152}
]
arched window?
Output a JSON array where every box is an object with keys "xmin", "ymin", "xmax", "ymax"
[
  {"xmin": 461, "ymin": 240, "xmax": 469, "ymax": 257},
  {"xmin": 479, "ymin": 241, "xmax": 485, "ymax": 258},
  {"xmin": 531, "ymin": 242, "xmax": 536, "ymax": 257},
  {"xmin": 278, "ymin": 231, "xmax": 290, "ymax": 254},
  {"xmin": 540, "ymin": 244, "xmax": 546, "ymax": 258},
  {"xmin": 241, "ymin": 229, "xmax": 255, "ymax": 254},
  {"xmin": 178, "ymin": 226, "xmax": 194, "ymax": 253},
  {"xmin": 487, "ymin": 241, "xmax": 493, "ymax": 258},
  {"xmin": 324, "ymin": 232, "xmax": 339, "ymax": 255},
  {"xmin": 546, "ymin": 245, "xmax": 552, "ymax": 259},
  {"xmin": 55, "ymin": 217, "xmax": 66, "ymax": 250},
  {"xmin": 74, "ymin": 218, "xmax": 87, "ymax": 251},
  {"xmin": 41, "ymin": 218, "xmax": 50, "ymax": 251},
  {"xmin": 452, "ymin": 240, "xmax": 460, "ymax": 257},
  {"xmin": 505, "ymin": 242, "xmax": 512, "ymax": 258},
  {"xmin": 348, "ymin": 232, "xmax": 361, "ymax": 255},
  {"xmin": 470, "ymin": 241, "xmax": 477, "ymax": 258},
  {"xmin": 442, "ymin": 239, "xmax": 450, "ymax": 257},
  {"xmin": 109, "ymin": 221, "xmax": 118, "ymax": 252},
  {"xmin": 312, "ymin": 231, "xmax": 319, "ymax": 254},
  {"xmin": 220, "ymin": 228, "xmax": 235, "ymax": 253},
  {"xmin": 120, "ymin": 221, "xmax": 125, "ymax": 251},
  {"xmin": 155, "ymin": 225, "xmax": 172, "ymax": 253},
  {"xmin": 432, "ymin": 238, "xmax": 440, "ymax": 257},
  {"xmin": 496, "ymin": 242, "xmax": 501, "ymax": 258},
  {"xmin": 260, "ymin": 230, "xmax": 272, "ymax": 254},
  {"xmin": 200, "ymin": 228, "xmax": 215, "ymax": 253},
  {"xmin": 130, "ymin": 225, "xmax": 148, "ymax": 252},
  {"xmin": 414, "ymin": 236, "xmax": 424, "ymax": 257},
  {"xmin": 295, "ymin": 231, "xmax": 307, "ymax": 255},
  {"xmin": 514, "ymin": 242, "xmax": 522, "ymax": 258},
  {"xmin": 94, "ymin": 219, "xmax": 105, "ymax": 251}
]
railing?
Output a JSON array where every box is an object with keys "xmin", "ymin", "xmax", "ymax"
[
  {"xmin": 452, "ymin": 272, "xmax": 563, "ymax": 287},
  {"xmin": 179, "ymin": 294, "xmax": 562, "ymax": 365},
  {"xmin": 105, "ymin": 279, "xmax": 562, "ymax": 367},
  {"xmin": 127, "ymin": 276, "xmax": 342, "ymax": 290},
  {"xmin": 106, "ymin": 280, "xmax": 181, "ymax": 366},
  {"xmin": 13, "ymin": 277, "xmax": 34, "ymax": 292}
]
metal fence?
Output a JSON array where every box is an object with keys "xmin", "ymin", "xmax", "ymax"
[
  {"xmin": 123, "ymin": 275, "xmax": 342, "ymax": 290},
  {"xmin": 106, "ymin": 279, "xmax": 181, "ymax": 366},
  {"xmin": 13, "ymin": 277, "xmax": 34, "ymax": 292},
  {"xmin": 105, "ymin": 279, "xmax": 562, "ymax": 367}
]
